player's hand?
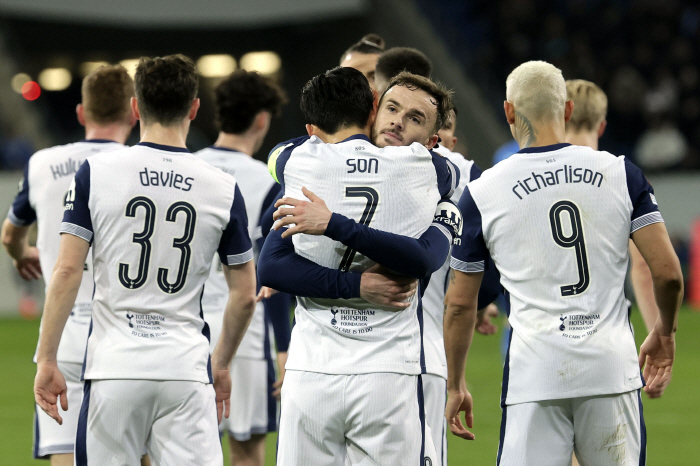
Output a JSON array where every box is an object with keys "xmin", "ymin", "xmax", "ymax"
[
  {"xmin": 639, "ymin": 325, "xmax": 675, "ymax": 397},
  {"xmin": 213, "ymin": 368, "xmax": 232, "ymax": 423},
  {"xmin": 475, "ymin": 304, "xmax": 499, "ymax": 335},
  {"xmin": 34, "ymin": 362, "xmax": 67, "ymax": 425},
  {"xmin": 14, "ymin": 246, "xmax": 42, "ymax": 280},
  {"xmin": 273, "ymin": 187, "xmax": 332, "ymax": 238},
  {"xmin": 256, "ymin": 286, "xmax": 278, "ymax": 302},
  {"xmin": 273, "ymin": 352, "xmax": 287, "ymax": 400},
  {"xmin": 360, "ymin": 264, "xmax": 417, "ymax": 310},
  {"xmin": 445, "ymin": 384, "xmax": 475, "ymax": 440}
]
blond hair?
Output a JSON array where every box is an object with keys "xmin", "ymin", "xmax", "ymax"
[
  {"xmin": 505, "ymin": 61, "xmax": 566, "ymax": 123},
  {"xmin": 82, "ymin": 65, "xmax": 134, "ymax": 125},
  {"xmin": 565, "ymin": 79, "xmax": 607, "ymax": 132}
]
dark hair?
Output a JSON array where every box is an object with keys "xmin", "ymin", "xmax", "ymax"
[
  {"xmin": 300, "ymin": 67, "xmax": 374, "ymax": 134},
  {"xmin": 215, "ymin": 70, "xmax": 287, "ymax": 134},
  {"xmin": 82, "ymin": 65, "xmax": 134, "ymax": 125},
  {"xmin": 134, "ymin": 54, "xmax": 199, "ymax": 126},
  {"xmin": 381, "ymin": 72, "xmax": 453, "ymax": 133},
  {"xmin": 340, "ymin": 34, "xmax": 386, "ymax": 63},
  {"xmin": 375, "ymin": 47, "xmax": 432, "ymax": 82}
]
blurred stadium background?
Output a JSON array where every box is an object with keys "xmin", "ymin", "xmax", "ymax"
[{"xmin": 0, "ymin": 0, "xmax": 698, "ymax": 464}]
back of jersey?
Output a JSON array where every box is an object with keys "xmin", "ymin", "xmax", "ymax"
[
  {"xmin": 276, "ymin": 135, "xmax": 445, "ymax": 375},
  {"xmin": 453, "ymin": 143, "xmax": 660, "ymax": 404},
  {"xmin": 62, "ymin": 143, "xmax": 251, "ymax": 383}
]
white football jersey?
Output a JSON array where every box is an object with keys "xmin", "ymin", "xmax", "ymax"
[
  {"xmin": 196, "ymin": 146, "xmax": 278, "ymax": 359},
  {"xmin": 451, "ymin": 143, "xmax": 662, "ymax": 404},
  {"xmin": 422, "ymin": 144, "xmax": 480, "ymax": 378},
  {"xmin": 61, "ymin": 142, "xmax": 253, "ymax": 383},
  {"xmin": 268, "ymin": 134, "xmax": 456, "ymax": 375},
  {"xmin": 7, "ymin": 140, "xmax": 125, "ymax": 364}
]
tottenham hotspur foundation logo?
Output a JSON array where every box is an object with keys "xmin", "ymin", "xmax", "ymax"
[
  {"xmin": 559, "ymin": 314, "xmax": 566, "ymax": 331},
  {"xmin": 330, "ymin": 309, "xmax": 338, "ymax": 325}
]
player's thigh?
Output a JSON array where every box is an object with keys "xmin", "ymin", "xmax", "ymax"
[
  {"xmin": 422, "ymin": 374, "xmax": 447, "ymax": 466},
  {"xmin": 147, "ymin": 381, "xmax": 222, "ymax": 466},
  {"xmin": 221, "ymin": 358, "xmax": 275, "ymax": 441},
  {"xmin": 277, "ymin": 370, "xmax": 346, "ymax": 466},
  {"xmin": 75, "ymin": 379, "xmax": 155, "ymax": 466},
  {"xmin": 573, "ymin": 390, "xmax": 645, "ymax": 466},
  {"xmin": 498, "ymin": 400, "xmax": 574, "ymax": 466},
  {"xmin": 33, "ymin": 361, "xmax": 83, "ymax": 459},
  {"xmin": 345, "ymin": 373, "xmax": 428, "ymax": 466}
]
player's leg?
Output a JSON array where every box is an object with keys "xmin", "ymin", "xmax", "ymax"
[
  {"xmin": 277, "ymin": 370, "xmax": 346, "ymax": 466},
  {"xmin": 497, "ymin": 399, "xmax": 575, "ymax": 466},
  {"xmin": 228, "ymin": 434, "xmax": 265, "ymax": 466},
  {"xmin": 75, "ymin": 379, "xmax": 154, "ymax": 466},
  {"xmin": 147, "ymin": 381, "xmax": 223, "ymax": 466},
  {"xmin": 572, "ymin": 390, "xmax": 645, "ymax": 466},
  {"xmin": 422, "ymin": 373, "xmax": 448, "ymax": 465},
  {"xmin": 33, "ymin": 361, "xmax": 83, "ymax": 464}
]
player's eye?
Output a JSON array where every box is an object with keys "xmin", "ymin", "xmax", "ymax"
[
  {"xmin": 411, "ymin": 116, "xmax": 421, "ymax": 124},
  {"xmin": 388, "ymin": 106, "xmax": 396, "ymax": 112}
]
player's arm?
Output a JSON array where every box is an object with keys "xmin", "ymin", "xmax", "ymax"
[
  {"xmin": 629, "ymin": 239, "xmax": 659, "ymax": 332},
  {"xmin": 264, "ymin": 291, "xmax": 292, "ymax": 399}
]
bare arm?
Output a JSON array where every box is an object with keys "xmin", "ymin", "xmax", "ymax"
[
  {"xmin": 34, "ymin": 233, "xmax": 89, "ymax": 424},
  {"xmin": 444, "ymin": 269, "xmax": 482, "ymax": 441},
  {"xmin": 1, "ymin": 218, "xmax": 42, "ymax": 280},
  {"xmin": 629, "ymin": 239, "xmax": 659, "ymax": 332}
]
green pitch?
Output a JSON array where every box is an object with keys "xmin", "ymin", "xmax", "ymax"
[{"xmin": 1, "ymin": 308, "xmax": 698, "ymax": 465}]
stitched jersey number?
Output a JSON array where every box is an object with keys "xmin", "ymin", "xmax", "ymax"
[
  {"xmin": 119, "ymin": 197, "xmax": 196, "ymax": 293},
  {"xmin": 549, "ymin": 200, "xmax": 590, "ymax": 296},
  {"xmin": 338, "ymin": 187, "xmax": 379, "ymax": 272}
]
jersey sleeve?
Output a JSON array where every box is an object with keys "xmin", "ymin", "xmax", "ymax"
[
  {"xmin": 450, "ymin": 186, "xmax": 489, "ymax": 273},
  {"xmin": 267, "ymin": 136, "xmax": 309, "ymax": 186},
  {"xmin": 60, "ymin": 161, "xmax": 93, "ymax": 243},
  {"xmin": 624, "ymin": 157, "xmax": 664, "ymax": 233},
  {"xmin": 430, "ymin": 150, "xmax": 460, "ymax": 199},
  {"xmin": 469, "ymin": 163, "xmax": 482, "ymax": 183},
  {"xmin": 218, "ymin": 184, "xmax": 254, "ymax": 265},
  {"xmin": 264, "ymin": 291, "xmax": 292, "ymax": 352},
  {"xmin": 7, "ymin": 162, "xmax": 36, "ymax": 226}
]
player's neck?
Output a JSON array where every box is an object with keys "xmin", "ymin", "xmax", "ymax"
[
  {"xmin": 213, "ymin": 132, "xmax": 256, "ymax": 157},
  {"xmin": 516, "ymin": 120, "xmax": 566, "ymax": 149},
  {"xmin": 140, "ymin": 121, "xmax": 189, "ymax": 149},
  {"xmin": 324, "ymin": 126, "xmax": 370, "ymax": 144},
  {"xmin": 84, "ymin": 123, "xmax": 131, "ymax": 144},
  {"xmin": 564, "ymin": 131, "xmax": 598, "ymax": 150}
]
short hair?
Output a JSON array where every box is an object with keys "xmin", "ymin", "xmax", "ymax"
[
  {"xmin": 505, "ymin": 60, "xmax": 566, "ymax": 123},
  {"xmin": 565, "ymin": 79, "xmax": 608, "ymax": 132},
  {"xmin": 300, "ymin": 66, "xmax": 374, "ymax": 134},
  {"xmin": 381, "ymin": 72, "xmax": 453, "ymax": 134},
  {"xmin": 134, "ymin": 54, "xmax": 199, "ymax": 126},
  {"xmin": 375, "ymin": 47, "xmax": 432, "ymax": 82},
  {"xmin": 340, "ymin": 34, "xmax": 385, "ymax": 63},
  {"xmin": 215, "ymin": 70, "xmax": 287, "ymax": 134},
  {"xmin": 82, "ymin": 65, "xmax": 134, "ymax": 125}
]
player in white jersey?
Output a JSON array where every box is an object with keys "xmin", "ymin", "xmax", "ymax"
[
  {"xmin": 195, "ymin": 69, "xmax": 288, "ymax": 466},
  {"xmin": 339, "ymin": 33, "xmax": 386, "ymax": 91},
  {"xmin": 33, "ymin": 55, "xmax": 257, "ymax": 466},
  {"xmin": 444, "ymin": 61, "xmax": 683, "ymax": 466},
  {"xmin": 1, "ymin": 65, "xmax": 135, "ymax": 466}
]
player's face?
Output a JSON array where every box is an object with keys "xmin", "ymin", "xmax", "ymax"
[
  {"xmin": 437, "ymin": 116, "xmax": 457, "ymax": 151},
  {"xmin": 372, "ymin": 85, "xmax": 439, "ymax": 148},
  {"xmin": 340, "ymin": 52, "xmax": 379, "ymax": 90}
]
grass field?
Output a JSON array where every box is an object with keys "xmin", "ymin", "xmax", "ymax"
[{"xmin": 1, "ymin": 307, "xmax": 698, "ymax": 465}]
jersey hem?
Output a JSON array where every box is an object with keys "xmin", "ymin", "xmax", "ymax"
[
  {"xmin": 631, "ymin": 212, "xmax": 664, "ymax": 233},
  {"xmin": 226, "ymin": 248, "xmax": 254, "ymax": 265},
  {"xmin": 59, "ymin": 222, "xmax": 93, "ymax": 242},
  {"xmin": 450, "ymin": 257, "xmax": 485, "ymax": 273},
  {"xmin": 504, "ymin": 382, "xmax": 644, "ymax": 406},
  {"xmin": 83, "ymin": 372, "xmax": 212, "ymax": 384},
  {"xmin": 284, "ymin": 365, "xmax": 422, "ymax": 375}
]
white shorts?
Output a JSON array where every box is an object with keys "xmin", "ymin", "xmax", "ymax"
[
  {"xmin": 75, "ymin": 379, "xmax": 222, "ymax": 466},
  {"xmin": 220, "ymin": 357, "xmax": 278, "ymax": 440},
  {"xmin": 498, "ymin": 390, "xmax": 646, "ymax": 466},
  {"xmin": 33, "ymin": 361, "xmax": 83, "ymax": 458},
  {"xmin": 278, "ymin": 371, "xmax": 435, "ymax": 466},
  {"xmin": 423, "ymin": 374, "xmax": 447, "ymax": 466}
]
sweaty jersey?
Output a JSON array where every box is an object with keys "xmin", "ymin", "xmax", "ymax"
[
  {"xmin": 268, "ymin": 134, "xmax": 456, "ymax": 375},
  {"xmin": 7, "ymin": 140, "xmax": 125, "ymax": 364},
  {"xmin": 422, "ymin": 144, "xmax": 481, "ymax": 378},
  {"xmin": 61, "ymin": 142, "xmax": 253, "ymax": 383},
  {"xmin": 451, "ymin": 143, "xmax": 662, "ymax": 405},
  {"xmin": 196, "ymin": 146, "xmax": 277, "ymax": 359}
]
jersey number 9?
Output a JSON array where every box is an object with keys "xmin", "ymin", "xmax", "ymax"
[{"xmin": 549, "ymin": 200, "xmax": 590, "ymax": 296}]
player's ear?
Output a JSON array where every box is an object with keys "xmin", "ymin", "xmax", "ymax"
[
  {"xmin": 76, "ymin": 104, "xmax": 86, "ymax": 127},
  {"xmin": 451, "ymin": 136, "xmax": 458, "ymax": 149},
  {"xmin": 305, "ymin": 124, "xmax": 315, "ymax": 137},
  {"xmin": 504, "ymin": 101, "xmax": 515, "ymax": 125},
  {"xmin": 256, "ymin": 111, "xmax": 272, "ymax": 132},
  {"xmin": 131, "ymin": 97, "xmax": 141, "ymax": 121},
  {"xmin": 598, "ymin": 120, "xmax": 607, "ymax": 138},
  {"xmin": 564, "ymin": 99, "xmax": 574, "ymax": 123},
  {"xmin": 189, "ymin": 98, "xmax": 201, "ymax": 121},
  {"xmin": 425, "ymin": 134, "xmax": 439, "ymax": 150}
]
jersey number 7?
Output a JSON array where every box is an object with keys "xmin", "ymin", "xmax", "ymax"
[{"xmin": 338, "ymin": 187, "xmax": 379, "ymax": 272}]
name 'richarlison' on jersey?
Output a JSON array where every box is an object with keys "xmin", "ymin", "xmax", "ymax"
[{"xmin": 512, "ymin": 164, "xmax": 604, "ymax": 200}]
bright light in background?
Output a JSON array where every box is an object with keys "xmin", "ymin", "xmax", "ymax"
[
  {"xmin": 80, "ymin": 61, "xmax": 109, "ymax": 77},
  {"xmin": 240, "ymin": 51, "xmax": 281, "ymax": 75},
  {"xmin": 11, "ymin": 73, "xmax": 31, "ymax": 93},
  {"xmin": 197, "ymin": 54, "xmax": 236, "ymax": 78},
  {"xmin": 119, "ymin": 59, "xmax": 140, "ymax": 78},
  {"xmin": 38, "ymin": 68, "xmax": 72, "ymax": 91},
  {"xmin": 21, "ymin": 81, "xmax": 41, "ymax": 101}
]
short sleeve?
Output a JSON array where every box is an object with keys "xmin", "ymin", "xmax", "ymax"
[
  {"xmin": 267, "ymin": 136, "xmax": 309, "ymax": 186},
  {"xmin": 7, "ymin": 163, "xmax": 36, "ymax": 226},
  {"xmin": 450, "ymin": 186, "xmax": 488, "ymax": 273},
  {"xmin": 60, "ymin": 161, "xmax": 93, "ymax": 243},
  {"xmin": 624, "ymin": 157, "xmax": 663, "ymax": 233},
  {"xmin": 218, "ymin": 184, "xmax": 253, "ymax": 265},
  {"xmin": 429, "ymin": 150, "xmax": 459, "ymax": 199}
]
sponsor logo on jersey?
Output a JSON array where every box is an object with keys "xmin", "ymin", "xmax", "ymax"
[{"xmin": 434, "ymin": 200, "xmax": 463, "ymax": 237}]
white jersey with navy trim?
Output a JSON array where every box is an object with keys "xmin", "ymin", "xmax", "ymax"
[
  {"xmin": 7, "ymin": 140, "xmax": 125, "ymax": 364},
  {"xmin": 61, "ymin": 142, "xmax": 253, "ymax": 383},
  {"xmin": 196, "ymin": 146, "xmax": 277, "ymax": 359},
  {"xmin": 269, "ymin": 134, "xmax": 456, "ymax": 375},
  {"xmin": 423, "ymin": 144, "xmax": 481, "ymax": 378},
  {"xmin": 451, "ymin": 143, "xmax": 662, "ymax": 404}
]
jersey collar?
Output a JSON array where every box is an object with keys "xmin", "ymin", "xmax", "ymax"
[
  {"xmin": 517, "ymin": 143, "xmax": 571, "ymax": 154},
  {"xmin": 137, "ymin": 142, "xmax": 190, "ymax": 153},
  {"xmin": 82, "ymin": 138, "xmax": 118, "ymax": 144},
  {"xmin": 339, "ymin": 134, "xmax": 372, "ymax": 144},
  {"xmin": 210, "ymin": 145, "xmax": 247, "ymax": 154}
]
